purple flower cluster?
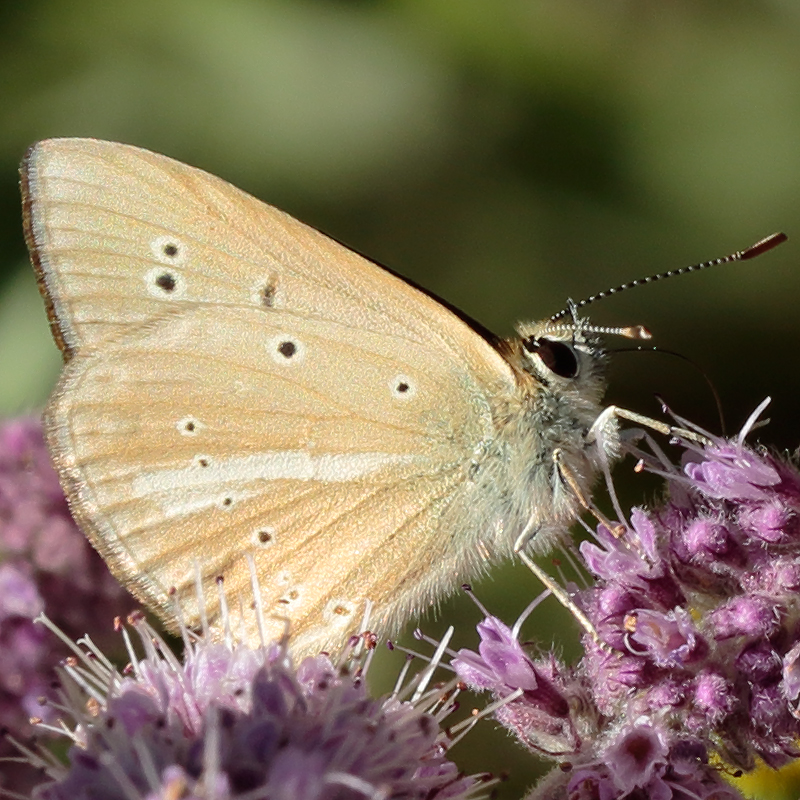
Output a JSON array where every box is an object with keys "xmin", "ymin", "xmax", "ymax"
[
  {"xmin": 0, "ymin": 417, "xmax": 133, "ymax": 793},
  {"xmin": 453, "ymin": 406, "xmax": 800, "ymax": 799},
  {"xmin": 32, "ymin": 615, "xmax": 489, "ymax": 800}
]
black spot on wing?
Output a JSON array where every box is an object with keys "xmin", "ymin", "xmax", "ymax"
[
  {"xmin": 278, "ymin": 340, "xmax": 296, "ymax": 359},
  {"xmin": 155, "ymin": 272, "xmax": 176, "ymax": 292},
  {"xmin": 262, "ymin": 280, "xmax": 277, "ymax": 308}
]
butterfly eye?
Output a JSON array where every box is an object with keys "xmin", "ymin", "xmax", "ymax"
[{"xmin": 524, "ymin": 337, "xmax": 579, "ymax": 379}]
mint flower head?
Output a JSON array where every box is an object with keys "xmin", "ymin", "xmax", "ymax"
[
  {"xmin": 0, "ymin": 416, "xmax": 133, "ymax": 793},
  {"xmin": 453, "ymin": 400, "xmax": 800, "ymax": 799},
  {"xmin": 28, "ymin": 610, "xmax": 491, "ymax": 800}
]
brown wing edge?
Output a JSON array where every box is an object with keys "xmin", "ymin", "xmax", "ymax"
[
  {"xmin": 319, "ymin": 229, "xmax": 505, "ymax": 354},
  {"xmin": 21, "ymin": 140, "xmax": 178, "ymax": 629},
  {"xmin": 42, "ymin": 360, "xmax": 179, "ymax": 628},
  {"xmin": 20, "ymin": 142, "xmax": 74, "ymax": 361},
  {"xmin": 21, "ymin": 139, "xmax": 178, "ymax": 627}
]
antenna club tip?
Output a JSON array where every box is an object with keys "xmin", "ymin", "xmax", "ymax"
[
  {"xmin": 621, "ymin": 325, "xmax": 652, "ymax": 340},
  {"xmin": 741, "ymin": 232, "xmax": 788, "ymax": 260}
]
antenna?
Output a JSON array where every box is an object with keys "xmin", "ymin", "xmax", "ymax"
[{"xmin": 549, "ymin": 232, "xmax": 788, "ymax": 324}]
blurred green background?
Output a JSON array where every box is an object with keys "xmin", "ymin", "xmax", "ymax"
[{"xmin": 2, "ymin": 1, "xmax": 799, "ymax": 797}]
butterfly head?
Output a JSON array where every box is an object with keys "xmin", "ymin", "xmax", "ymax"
[
  {"xmin": 501, "ymin": 311, "xmax": 652, "ymax": 487},
  {"xmin": 510, "ymin": 315, "xmax": 609, "ymax": 407}
]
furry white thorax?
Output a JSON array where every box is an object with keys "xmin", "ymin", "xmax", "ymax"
[{"xmin": 479, "ymin": 320, "xmax": 618, "ymax": 559}]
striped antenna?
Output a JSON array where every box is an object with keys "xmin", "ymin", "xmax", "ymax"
[{"xmin": 549, "ymin": 232, "xmax": 788, "ymax": 324}]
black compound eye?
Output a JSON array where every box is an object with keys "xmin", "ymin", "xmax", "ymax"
[{"xmin": 524, "ymin": 337, "xmax": 579, "ymax": 379}]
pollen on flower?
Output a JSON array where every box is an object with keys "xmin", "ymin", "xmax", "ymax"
[{"xmin": 449, "ymin": 400, "xmax": 800, "ymax": 799}]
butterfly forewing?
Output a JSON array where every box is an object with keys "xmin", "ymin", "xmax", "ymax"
[
  {"xmin": 23, "ymin": 138, "xmax": 517, "ymax": 653},
  {"xmin": 23, "ymin": 139, "xmax": 511, "ymax": 371}
]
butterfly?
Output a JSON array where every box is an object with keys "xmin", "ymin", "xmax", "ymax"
[{"xmin": 22, "ymin": 138, "xmax": 628, "ymax": 655}]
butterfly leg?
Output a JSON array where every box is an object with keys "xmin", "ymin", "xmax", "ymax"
[
  {"xmin": 513, "ymin": 497, "xmax": 601, "ymax": 643},
  {"xmin": 513, "ymin": 545, "xmax": 601, "ymax": 643},
  {"xmin": 514, "ymin": 407, "xmax": 711, "ymax": 646},
  {"xmin": 552, "ymin": 448, "xmax": 624, "ymax": 538},
  {"xmin": 591, "ymin": 405, "xmax": 712, "ymax": 446}
]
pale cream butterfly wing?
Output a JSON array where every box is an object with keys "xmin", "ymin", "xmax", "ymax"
[{"xmin": 22, "ymin": 138, "xmax": 521, "ymax": 654}]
